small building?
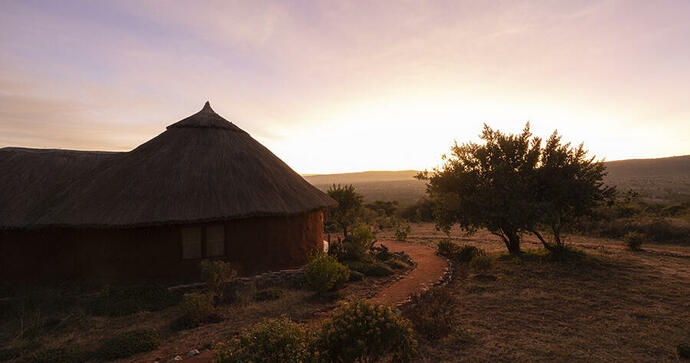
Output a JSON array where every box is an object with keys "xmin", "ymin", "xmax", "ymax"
[{"xmin": 0, "ymin": 102, "xmax": 336, "ymax": 282}]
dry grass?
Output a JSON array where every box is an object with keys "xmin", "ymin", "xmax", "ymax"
[
  {"xmin": 0, "ymin": 271, "xmax": 404, "ymax": 362},
  {"xmin": 390, "ymin": 223, "xmax": 690, "ymax": 361}
]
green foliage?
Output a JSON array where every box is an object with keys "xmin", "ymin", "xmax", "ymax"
[
  {"xmin": 420, "ymin": 123, "xmax": 611, "ymax": 254},
  {"xmin": 624, "ymin": 231, "xmax": 644, "ymax": 251},
  {"xmin": 254, "ymin": 288, "xmax": 284, "ymax": 302},
  {"xmin": 343, "ymin": 224, "xmax": 375, "ymax": 261},
  {"xmin": 470, "ymin": 254, "xmax": 493, "ymax": 271},
  {"xmin": 90, "ymin": 283, "xmax": 180, "ymax": 317},
  {"xmin": 437, "ymin": 240, "xmax": 485, "ymax": 263},
  {"xmin": 419, "ymin": 123, "xmax": 541, "ymax": 254},
  {"xmin": 404, "ymin": 288, "xmax": 458, "ymax": 340},
  {"xmin": 365, "ymin": 200, "xmax": 399, "ymax": 217},
  {"xmin": 400, "ymin": 198, "xmax": 436, "ymax": 222},
  {"xmin": 304, "ymin": 252, "xmax": 350, "ymax": 294},
  {"xmin": 171, "ymin": 292, "xmax": 220, "ymax": 331},
  {"xmin": 20, "ymin": 346, "xmax": 91, "ymax": 363},
  {"xmin": 437, "ymin": 239, "xmax": 459, "ymax": 258},
  {"xmin": 215, "ymin": 317, "xmax": 312, "ymax": 363},
  {"xmin": 200, "ymin": 260, "xmax": 236, "ymax": 303},
  {"xmin": 343, "ymin": 259, "xmax": 395, "ymax": 277},
  {"xmin": 457, "ymin": 245, "xmax": 485, "ymax": 263},
  {"xmin": 529, "ymin": 130, "xmax": 614, "ymax": 250},
  {"xmin": 95, "ymin": 329, "xmax": 160, "ymax": 361},
  {"xmin": 317, "ymin": 300, "xmax": 416, "ymax": 362},
  {"xmin": 326, "ymin": 184, "xmax": 364, "ymax": 238},
  {"xmin": 394, "ymin": 222, "xmax": 412, "ymax": 241}
]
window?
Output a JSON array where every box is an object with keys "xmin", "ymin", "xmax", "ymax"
[
  {"xmin": 206, "ymin": 225, "xmax": 225, "ymax": 257},
  {"xmin": 181, "ymin": 227, "xmax": 202, "ymax": 259}
]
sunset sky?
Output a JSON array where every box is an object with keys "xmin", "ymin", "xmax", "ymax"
[{"xmin": 1, "ymin": 0, "xmax": 689, "ymax": 174}]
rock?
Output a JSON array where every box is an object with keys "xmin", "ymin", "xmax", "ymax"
[
  {"xmin": 187, "ymin": 349, "xmax": 200, "ymax": 358},
  {"xmin": 170, "ymin": 355, "xmax": 183, "ymax": 361}
]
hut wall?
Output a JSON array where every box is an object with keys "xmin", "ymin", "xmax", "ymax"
[{"xmin": 0, "ymin": 210, "xmax": 324, "ymax": 282}]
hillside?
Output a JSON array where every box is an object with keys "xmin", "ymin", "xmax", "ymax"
[{"xmin": 304, "ymin": 155, "xmax": 690, "ymax": 204}]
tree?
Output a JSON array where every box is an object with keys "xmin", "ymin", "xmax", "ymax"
[
  {"xmin": 326, "ymin": 184, "xmax": 364, "ymax": 238},
  {"xmin": 418, "ymin": 123, "xmax": 541, "ymax": 254},
  {"xmin": 527, "ymin": 131, "xmax": 614, "ymax": 251}
]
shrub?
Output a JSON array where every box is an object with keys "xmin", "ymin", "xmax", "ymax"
[
  {"xmin": 223, "ymin": 282, "xmax": 257, "ymax": 305},
  {"xmin": 171, "ymin": 292, "xmax": 220, "ymax": 331},
  {"xmin": 254, "ymin": 288, "xmax": 284, "ymax": 302},
  {"xmin": 437, "ymin": 239, "xmax": 459, "ymax": 258},
  {"xmin": 457, "ymin": 245, "xmax": 484, "ymax": 263},
  {"xmin": 394, "ymin": 223, "xmax": 412, "ymax": 241},
  {"xmin": 386, "ymin": 259, "xmax": 409, "ymax": 270},
  {"xmin": 371, "ymin": 244, "xmax": 393, "ymax": 261},
  {"xmin": 344, "ymin": 224, "xmax": 375, "ymax": 261},
  {"xmin": 215, "ymin": 317, "xmax": 312, "ymax": 363},
  {"xmin": 22, "ymin": 346, "xmax": 91, "ymax": 363},
  {"xmin": 404, "ymin": 288, "xmax": 458, "ymax": 340},
  {"xmin": 91, "ymin": 283, "xmax": 180, "ymax": 317},
  {"xmin": 624, "ymin": 231, "xmax": 644, "ymax": 250},
  {"xmin": 95, "ymin": 329, "xmax": 160, "ymax": 361},
  {"xmin": 200, "ymin": 260, "xmax": 236, "ymax": 303},
  {"xmin": 317, "ymin": 300, "xmax": 416, "ymax": 362},
  {"xmin": 470, "ymin": 255, "xmax": 493, "ymax": 271},
  {"xmin": 344, "ymin": 260, "xmax": 395, "ymax": 277},
  {"xmin": 304, "ymin": 252, "xmax": 350, "ymax": 294}
]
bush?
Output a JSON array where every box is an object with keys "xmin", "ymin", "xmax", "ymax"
[
  {"xmin": 404, "ymin": 288, "xmax": 458, "ymax": 340},
  {"xmin": 457, "ymin": 245, "xmax": 484, "ymax": 263},
  {"xmin": 317, "ymin": 300, "xmax": 416, "ymax": 362},
  {"xmin": 90, "ymin": 283, "xmax": 180, "ymax": 317},
  {"xmin": 200, "ymin": 260, "xmax": 236, "ymax": 303},
  {"xmin": 254, "ymin": 288, "xmax": 284, "ymax": 302},
  {"xmin": 344, "ymin": 224, "xmax": 375, "ymax": 261},
  {"xmin": 215, "ymin": 317, "xmax": 312, "ymax": 363},
  {"xmin": 385, "ymin": 259, "xmax": 409, "ymax": 270},
  {"xmin": 21, "ymin": 346, "xmax": 91, "ymax": 363},
  {"xmin": 470, "ymin": 255, "xmax": 493, "ymax": 271},
  {"xmin": 171, "ymin": 292, "xmax": 220, "ymax": 331},
  {"xmin": 343, "ymin": 260, "xmax": 395, "ymax": 277},
  {"xmin": 394, "ymin": 223, "xmax": 412, "ymax": 241},
  {"xmin": 624, "ymin": 231, "xmax": 645, "ymax": 250},
  {"xmin": 304, "ymin": 252, "xmax": 350, "ymax": 294},
  {"xmin": 95, "ymin": 329, "xmax": 160, "ymax": 361},
  {"xmin": 371, "ymin": 244, "xmax": 393, "ymax": 261},
  {"xmin": 437, "ymin": 239, "xmax": 459, "ymax": 258}
]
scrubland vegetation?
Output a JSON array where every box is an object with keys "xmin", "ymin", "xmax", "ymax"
[{"xmin": 2, "ymin": 126, "xmax": 688, "ymax": 362}]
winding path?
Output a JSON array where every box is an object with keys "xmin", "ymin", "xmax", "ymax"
[{"xmin": 368, "ymin": 240, "xmax": 449, "ymax": 306}]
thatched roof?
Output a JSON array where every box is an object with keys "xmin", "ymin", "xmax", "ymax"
[{"xmin": 0, "ymin": 102, "xmax": 336, "ymax": 229}]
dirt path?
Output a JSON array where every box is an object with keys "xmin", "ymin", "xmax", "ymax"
[{"xmin": 368, "ymin": 240, "xmax": 449, "ymax": 306}]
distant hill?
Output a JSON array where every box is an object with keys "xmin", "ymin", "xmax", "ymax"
[{"xmin": 304, "ymin": 155, "xmax": 690, "ymax": 205}]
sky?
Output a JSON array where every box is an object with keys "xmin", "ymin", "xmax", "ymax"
[{"xmin": 1, "ymin": 0, "xmax": 689, "ymax": 174}]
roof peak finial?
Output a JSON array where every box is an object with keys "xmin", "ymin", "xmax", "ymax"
[{"xmin": 203, "ymin": 101, "xmax": 211, "ymax": 111}]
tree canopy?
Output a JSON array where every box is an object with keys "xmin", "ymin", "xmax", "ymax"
[{"xmin": 418, "ymin": 123, "xmax": 611, "ymax": 254}]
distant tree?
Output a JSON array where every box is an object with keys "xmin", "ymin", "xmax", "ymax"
[
  {"xmin": 365, "ymin": 200, "xmax": 399, "ymax": 217},
  {"xmin": 418, "ymin": 124, "xmax": 541, "ymax": 254},
  {"xmin": 527, "ymin": 131, "xmax": 615, "ymax": 251},
  {"xmin": 326, "ymin": 184, "xmax": 364, "ymax": 238}
]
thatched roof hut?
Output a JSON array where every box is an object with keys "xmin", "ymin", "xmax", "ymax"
[{"xmin": 0, "ymin": 102, "xmax": 336, "ymax": 282}]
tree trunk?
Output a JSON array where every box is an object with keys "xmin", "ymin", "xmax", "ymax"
[
  {"xmin": 529, "ymin": 229, "xmax": 556, "ymax": 252},
  {"xmin": 506, "ymin": 231, "xmax": 521, "ymax": 255}
]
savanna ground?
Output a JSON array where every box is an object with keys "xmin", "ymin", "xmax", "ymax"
[
  {"xmin": 0, "ymin": 267, "xmax": 411, "ymax": 362},
  {"xmin": 2, "ymin": 223, "xmax": 688, "ymax": 362},
  {"xmin": 383, "ymin": 223, "xmax": 690, "ymax": 361}
]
